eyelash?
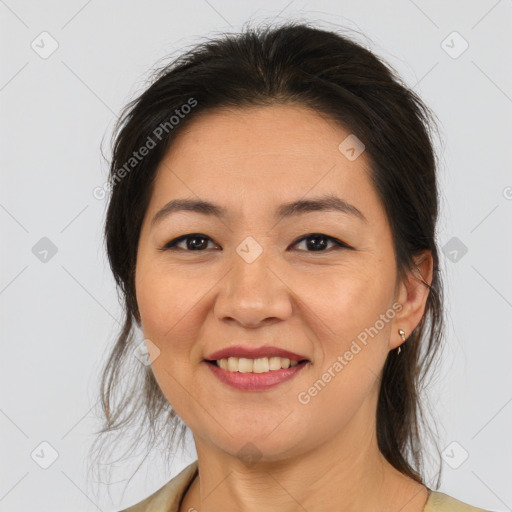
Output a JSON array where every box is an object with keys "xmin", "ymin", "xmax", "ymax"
[{"xmin": 160, "ymin": 233, "xmax": 351, "ymax": 253}]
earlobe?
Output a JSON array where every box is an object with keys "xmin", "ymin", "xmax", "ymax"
[{"xmin": 390, "ymin": 250, "xmax": 433, "ymax": 350}]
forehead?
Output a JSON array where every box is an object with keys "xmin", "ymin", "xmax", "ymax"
[{"xmin": 148, "ymin": 104, "xmax": 383, "ymax": 225}]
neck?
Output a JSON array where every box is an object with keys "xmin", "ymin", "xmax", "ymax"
[{"xmin": 180, "ymin": 394, "xmax": 428, "ymax": 512}]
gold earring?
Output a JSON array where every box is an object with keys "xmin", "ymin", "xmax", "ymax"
[{"xmin": 397, "ymin": 329, "xmax": 406, "ymax": 355}]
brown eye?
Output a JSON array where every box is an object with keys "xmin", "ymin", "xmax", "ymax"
[
  {"xmin": 161, "ymin": 232, "xmax": 350, "ymax": 253},
  {"xmin": 163, "ymin": 233, "xmax": 218, "ymax": 251},
  {"xmin": 292, "ymin": 233, "xmax": 349, "ymax": 252}
]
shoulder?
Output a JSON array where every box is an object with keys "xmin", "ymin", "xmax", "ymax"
[
  {"xmin": 118, "ymin": 460, "xmax": 199, "ymax": 512},
  {"xmin": 424, "ymin": 490, "xmax": 493, "ymax": 512}
]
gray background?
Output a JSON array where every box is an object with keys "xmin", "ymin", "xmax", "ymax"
[{"xmin": 1, "ymin": 1, "xmax": 511, "ymax": 511}]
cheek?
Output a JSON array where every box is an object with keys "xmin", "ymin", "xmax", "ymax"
[
  {"xmin": 135, "ymin": 260, "xmax": 191, "ymax": 337},
  {"xmin": 291, "ymin": 270, "xmax": 393, "ymax": 433},
  {"xmin": 135, "ymin": 260, "xmax": 205, "ymax": 364},
  {"xmin": 300, "ymin": 262, "xmax": 394, "ymax": 395},
  {"xmin": 135, "ymin": 265, "xmax": 201, "ymax": 421},
  {"xmin": 300, "ymin": 262, "xmax": 391, "ymax": 337}
]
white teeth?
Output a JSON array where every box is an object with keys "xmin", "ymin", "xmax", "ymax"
[
  {"xmin": 238, "ymin": 357, "xmax": 253, "ymax": 373},
  {"xmin": 253, "ymin": 357, "xmax": 269, "ymax": 373},
  {"xmin": 269, "ymin": 356, "xmax": 282, "ymax": 370},
  {"xmin": 215, "ymin": 356, "xmax": 302, "ymax": 372}
]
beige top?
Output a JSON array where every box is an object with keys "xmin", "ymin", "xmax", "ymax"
[{"xmin": 119, "ymin": 460, "xmax": 491, "ymax": 512}]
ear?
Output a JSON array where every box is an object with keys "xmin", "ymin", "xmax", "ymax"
[{"xmin": 389, "ymin": 249, "xmax": 434, "ymax": 351}]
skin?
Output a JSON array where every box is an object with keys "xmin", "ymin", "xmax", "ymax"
[{"xmin": 135, "ymin": 104, "xmax": 434, "ymax": 512}]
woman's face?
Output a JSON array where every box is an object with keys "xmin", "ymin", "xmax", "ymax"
[{"xmin": 135, "ymin": 104, "xmax": 422, "ymax": 461}]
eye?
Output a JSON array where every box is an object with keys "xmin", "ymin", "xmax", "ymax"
[
  {"xmin": 291, "ymin": 233, "xmax": 350, "ymax": 252},
  {"xmin": 161, "ymin": 232, "xmax": 350, "ymax": 252},
  {"xmin": 161, "ymin": 233, "xmax": 219, "ymax": 251}
]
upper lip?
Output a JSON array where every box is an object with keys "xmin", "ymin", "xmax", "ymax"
[{"xmin": 204, "ymin": 345, "xmax": 309, "ymax": 362}]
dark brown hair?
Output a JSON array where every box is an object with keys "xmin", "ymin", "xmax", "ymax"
[{"xmin": 89, "ymin": 21, "xmax": 445, "ymax": 489}]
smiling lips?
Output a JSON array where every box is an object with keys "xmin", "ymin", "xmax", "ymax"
[
  {"xmin": 203, "ymin": 345, "xmax": 310, "ymax": 391},
  {"xmin": 214, "ymin": 356, "xmax": 300, "ymax": 373},
  {"xmin": 205, "ymin": 345, "xmax": 309, "ymax": 362}
]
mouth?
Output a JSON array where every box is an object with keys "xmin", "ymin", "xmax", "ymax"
[
  {"xmin": 204, "ymin": 356, "xmax": 310, "ymax": 373},
  {"xmin": 203, "ymin": 356, "xmax": 310, "ymax": 391}
]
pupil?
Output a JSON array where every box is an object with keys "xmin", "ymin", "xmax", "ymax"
[
  {"xmin": 307, "ymin": 234, "xmax": 327, "ymax": 251},
  {"xmin": 188, "ymin": 236, "xmax": 207, "ymax": 250}
]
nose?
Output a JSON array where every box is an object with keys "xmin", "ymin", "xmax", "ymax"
[{"xmin": 213, "ymin": 244, "xmax": 293, "ymax": 328}]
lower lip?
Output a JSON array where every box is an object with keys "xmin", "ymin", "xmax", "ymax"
[{"xmin": 204, "ymin": 360, "xmax": 309, "ymax": 391}]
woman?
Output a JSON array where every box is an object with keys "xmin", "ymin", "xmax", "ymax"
[{"xmin": 92, "ymin": 22, "xmax": 491, "ymax": 512}]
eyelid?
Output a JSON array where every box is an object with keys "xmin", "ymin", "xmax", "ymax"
[
  {"xmin": 160, "ymin": 233, "xmax": 220, "ymax": 251},
  {"xmin": 160, "ymin": 233, "xmax": 352, "ymax": 252},
  {"xmin": 291, "ymin": 233, "xmax": 350, "ymax": 252}
]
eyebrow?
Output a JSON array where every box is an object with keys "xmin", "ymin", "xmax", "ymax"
[{"xmin": 151, "ymin": 194, "xmax": 367, "ymax": 227}]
